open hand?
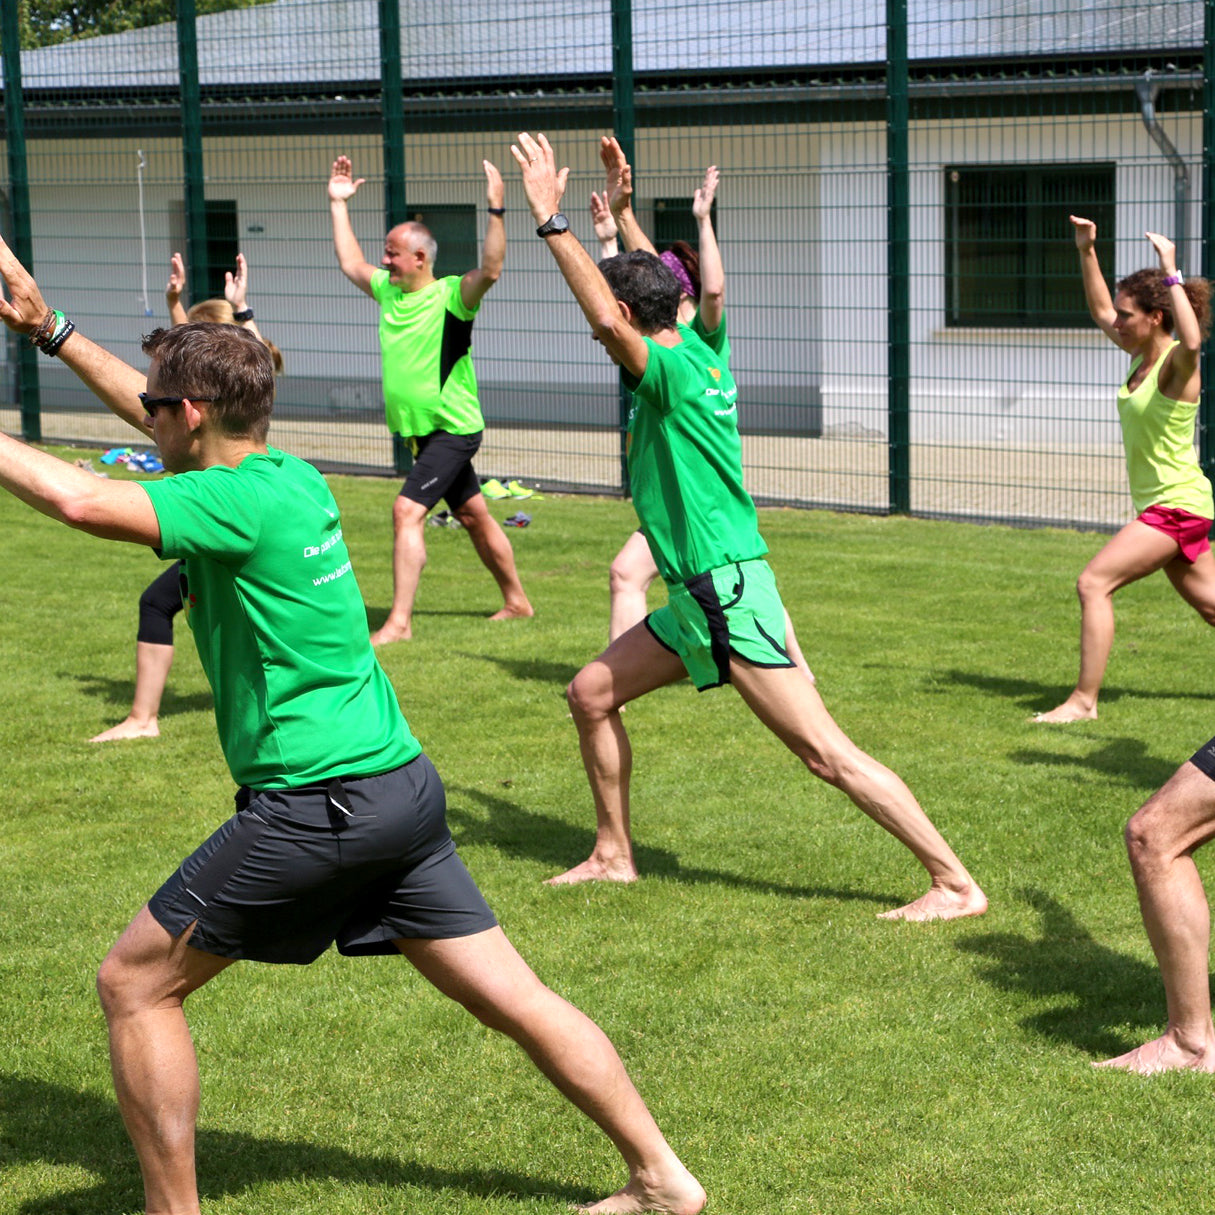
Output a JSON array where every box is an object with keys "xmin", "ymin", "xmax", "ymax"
[
  {"xmin": 692, "ymin": 165, "xmax": 719, "ymax": 220},
  {"xmin": 1069, "ymin": 214, "xmax": 1097, "ymax": 252},
  {"xmin": 224, "ymin": 253, "xmax": 249, "ymax": 311},
  {"xmin": 329, "ymin": 155, "xmax": 365, "ymax": 202},
  {"xmin": 1145, "ymin": 230, "xmax": 1178, "ymax": 274},
  {"xmin": 589, "ymin": 191, "xmax": 617, "ymax": 241},
  {"xmin": 0, "ymin": 233, "xmax": 51, "ymax": 336},
  {"xmin": 165, "ymin": 251, "xmax": 186, "ymax": 302},
  {"xmin": 510, "ymin": 133, "xmax": 569, "ymax": 224},
  {"xmin": 599, "ymin": 136, "xmax": 633, "ymax": 216}
]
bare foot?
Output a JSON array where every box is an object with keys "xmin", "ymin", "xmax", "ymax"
[
  {"xmin": 90, "ymin": 717, "xmax": 159, "ymax": 743},
  {"xmin": 489, "ymin": 602, "xmax": 534, "ymax": 621},
  {"xmin": 545, "ymin": 856, "xmax": 639, "ymax": 886},
  {"xmin": 370, "ymin": 621, "xmax": 412, "ymax": 646},
  {"xmin": 1094, "ymin": 1031, "xmax": 1215, "ymax": 1074},
  {"xmin": 878, "ymin": 881, "xmax": 988, "ymax": 922},
  {"xmin": 1032, "ymin": 699, "xmax": 1097, "ymax": 723},
  {"xmin": 575, "ymin": 1166, "xmax": 706, "ymax": 1214}
]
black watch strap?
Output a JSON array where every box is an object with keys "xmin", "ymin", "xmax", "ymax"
[{"xmin": 536, "ymin": 212, "xmax": 570, "ymax": 237}]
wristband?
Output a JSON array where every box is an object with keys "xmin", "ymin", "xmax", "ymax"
[
  {"xmin": 487, "ymin": 206, "xmax": 506, "ymax": 216},
  {"xmin": 1163, "ymin": 273, "xmax": 1184, "ymax": 287},
  {"xmin": 232, "ymin": 307, "xmax": 254, "ymax": 321},
  {"xmin": 42, "ymin": 317, "xmax": 76, "ymax": 357},
  {"xmin": 31, "ymin": 310, "xmax": 75, "ymax": 356}
]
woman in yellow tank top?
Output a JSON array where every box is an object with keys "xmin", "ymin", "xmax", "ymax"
[{"xmin": 1035, "ymin": 218, "xmax": 1215, "ymax": 723}]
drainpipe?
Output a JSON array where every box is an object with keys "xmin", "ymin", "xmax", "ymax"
[{"xmin": 1135, "ymin": 70, "xmax": 1190, "ymax": 273}]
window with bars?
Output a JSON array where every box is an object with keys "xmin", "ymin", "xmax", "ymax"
[{"xmin": 944, "ymin": 163, "xmax": 1115, "ymax": 328}]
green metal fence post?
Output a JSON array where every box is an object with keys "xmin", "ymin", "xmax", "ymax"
[
  {"xmin": 611, "ymin": 0, "xmax": 635, "ymax": 497},
  {"xmin": 1201, "ymin": 0, "xmax": 1215, "ymax": 480},
  {"xmin": 0, "ymin": 5, "xmax": 40, "ymax": 442},
  {"xmin": 886, "ymin": 0, "xmax": 910, "ymax": 514},
  {"xmin": 378, "ymin": 0, "xmax": 410, "ymax": 474},
  {"xmin": 177, "ymin": 0, "xmax": 208, "ymax": 310}
]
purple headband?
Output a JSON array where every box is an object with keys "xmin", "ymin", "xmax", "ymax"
[{"xmin": 659, "ymin": 250, "xmax": 696, "ymax": 299}]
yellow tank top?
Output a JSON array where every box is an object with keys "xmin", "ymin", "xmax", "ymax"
[{"xmin": 1116, "ymin": 340, "xmax": 1214, "ymax": 518}]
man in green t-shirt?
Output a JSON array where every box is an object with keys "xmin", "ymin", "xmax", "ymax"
[
  {"xmin": 513, "ymin": 132, "xmax": 986, "ymax": 923},
  {"xmin": 329, "ymin": 155, "xmax": 533, "ymax": 644},
  {"xmin": 0, "ymin": 241, "xmax": 704, "ymax": 1215}
]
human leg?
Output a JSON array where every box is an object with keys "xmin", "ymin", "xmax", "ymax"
[
  {"xmin": 554, "ymin": 625, "xmax": 688, "ymax": 885},
  {"xmin": 92, "ymin": 563, "xmax": 182, "ymax": 741},
  {"xmin": 1034, "ymin": 520, "xmax": 1180, "ymax": 723},
  {"xmin": 370, "ymin": 493, "xmax": 429, "ymax": 645},
  {"xmin": 1096, "ymin": 759, "xmax": 1215, "ymax": 1073},
  {"xmin": 396, "ymin": 928, "xmax": 705, "ymax": 1214},
  {"xmin": 782, "ymin": 607, "xmax": 815, "ymax": 685},
  {"xmin": 451, "ymin": 490, "xmax": 534, "ymax": 620},
  {"xmin": 1163, "ymin": 547, "xmax": 1215, "ymax": 627},
  {"xmin": 609, "ymin": 530, "xmax": 659, "ymax": 643},
  {"xmin": 96, "ymin": 907, "xmax": 235, "ymax": 1214},
  {"xmin": 729, "ymin": 657, "xmax": 986, "ymax": 920}
]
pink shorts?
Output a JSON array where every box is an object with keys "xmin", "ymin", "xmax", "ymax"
[{"xmin": 1138, "ymin": 504, "xmax": 1213, "ymax": 563}]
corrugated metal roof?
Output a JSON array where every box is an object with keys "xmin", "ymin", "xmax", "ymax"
[{"xmin": 4, "ymin": 0, "xmax": 1201, "ymax": 93}]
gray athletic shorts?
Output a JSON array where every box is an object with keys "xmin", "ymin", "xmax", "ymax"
[{"xmin": 147, "ymin": 754, "xmax": 497, "ymax": 964}]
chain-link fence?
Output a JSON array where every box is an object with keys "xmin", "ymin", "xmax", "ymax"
[{"xmin": 0, "ymin": 0, "xmax": 1209, "ymax": 529}]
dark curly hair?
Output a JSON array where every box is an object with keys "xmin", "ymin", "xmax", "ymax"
[
  {"xmin": 1115, "ymin": 268, "xmax": 1213, "ymax": 341},
  {"xmin": 598, "ymin": 250, "xmax": 681, "ymax": 333}
]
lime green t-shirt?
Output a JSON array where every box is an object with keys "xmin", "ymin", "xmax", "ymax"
[
  {"xmin": 623, "ymin": 311, "xmax": 767, "ymax": 584},
  {"xmin": 140, "ymin": 449, "xmax": 421, "ymax": 789},
  {"xmin": 370, "ymin": 270, "xmax": 484, "ymax": 439},
  {"xmin": 1117, "ymin": 340, "xmax": 1215, "ymax": 518}
]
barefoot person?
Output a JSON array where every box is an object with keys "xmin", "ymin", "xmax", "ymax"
[
  {"xmin": 1096, "ymin": 738, "xmax": 1215, "ymax": 1074},
  {"xmin": 1035, "ymin": 219, "xmax": 1215, "ymax": 723},
  {"xmin": 0, "ymin": 239, "xmax": 702, "ymax": 1215},
  {"xmin": 594, "ymin": 141, "xmax": 812, "ymax": 679},
  {"xmin": 512, "ymin": 132, "xmax": 985, "ymax": 921},
  {"xmin": 328, "ymin": 155, "xmax": 533, "ymax": 643},
  {"xmin": 92, "ymin": 250, "xmax": 282, "ymax": 742}
]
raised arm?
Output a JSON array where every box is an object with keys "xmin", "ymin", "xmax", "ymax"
[
  {"xmin": 223, "ymin": 252, "xmax": 269, "ymax": 343},
  {"xmin": 692, "ymin": 164, "xmax": 724, "ymax": 333},
  {"xmin": 590, "ymin": 191, "xmax": 618, "ymax": 260},
  {"xmin": 0, "ymin": 235, "xmax": 151, "ymax": 437},
  {"xmin": 165, "ymin": 252, "xmax": 189, "ymax": 327},
  {"xmin": 511, "ymin": 133, "xmax": 649, "ymax": 379},
  {"xmin": 1148, "ymin": 230, "xmax": 1202, "ymax": 400},
  {"xmin": 329, "ymin": 155, "xmax": 377, "ymax": 297},
  {"xmin": 460, "ymin": 160, "xmax": 506, "ymax": 312},
  {"xmin": 0, "ymin": 236, "xmax": 160, "ymax": 542},
  {"xmin": 1069, "ymin": 215, "xmax": 1118, "ymax": 343},
  {"xmin": 600, "ymin": 136, "xmax": 656, "ymax": 257}
]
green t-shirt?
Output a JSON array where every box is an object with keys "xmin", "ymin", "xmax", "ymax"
[
  {"xmin": 1117, "ymin": 340, "xmax": 1215, "ymax": 517},
  {"xmin": 140, "ymin": 448, "xmax": 421, "ymax": 789},
  {"xmin": 370, "ymin": 270, "xmax": 484, "ymax": 439},
  {"xmin": 623, "ymin": 310, "xmax": 767, "ymax": 583}
]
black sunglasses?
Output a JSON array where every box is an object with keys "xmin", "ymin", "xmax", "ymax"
[{"xmin": 138, "ymin": 392, "xmax": 214, "ymax": 417}]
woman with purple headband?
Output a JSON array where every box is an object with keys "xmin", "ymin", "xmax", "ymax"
[{"xmin": 592, "ymin": 151, "xmax": 812, "ymax": 677}]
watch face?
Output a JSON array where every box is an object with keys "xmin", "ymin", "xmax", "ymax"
[{"xmin": 539, "ymin": 213, "xmax": 569, "ymax": 235}]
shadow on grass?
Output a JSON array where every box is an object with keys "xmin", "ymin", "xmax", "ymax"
[
  {"xmin": 934, "ymin": 668, "xmax": 1211, "ymax": 714},
  {"xmin": 445, "ymin": 782, "xmax": 906, "ymax": 908},
  {"xmin": 64, "ymin": 672, "xmax": 212, "ymax": 716},
  {"xmin": 1005, "ymin": 737, "xmax": 1178, "ymax": 789},
  {"xmin": 454, "ymin": 650, "xmax": 583, "ymax": 687},
  {"xmin": 0, "ymin": 1073, "xmax": 592, "ymax": 1214},
  {"xmin": 364, "ymin": 605, "xmax": 488, "ymax": 632},
  {"xmin": 957, "ymin": 887, "xmax": 1169, "ymax": 1059}
]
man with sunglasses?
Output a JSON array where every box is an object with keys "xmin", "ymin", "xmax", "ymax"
[{"xmin": 0, "ymin": 238, "xmax": 705, "ymax": 1215}]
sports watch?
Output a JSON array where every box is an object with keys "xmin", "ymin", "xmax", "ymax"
[{"xmin": 536, "ymin": 212, "xmax": 570, "ymax": 237}]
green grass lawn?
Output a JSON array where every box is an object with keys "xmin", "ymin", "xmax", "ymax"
[{"xmin": 3, "ymin": 451, "xmax": 1215, "ymax": 1214}]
